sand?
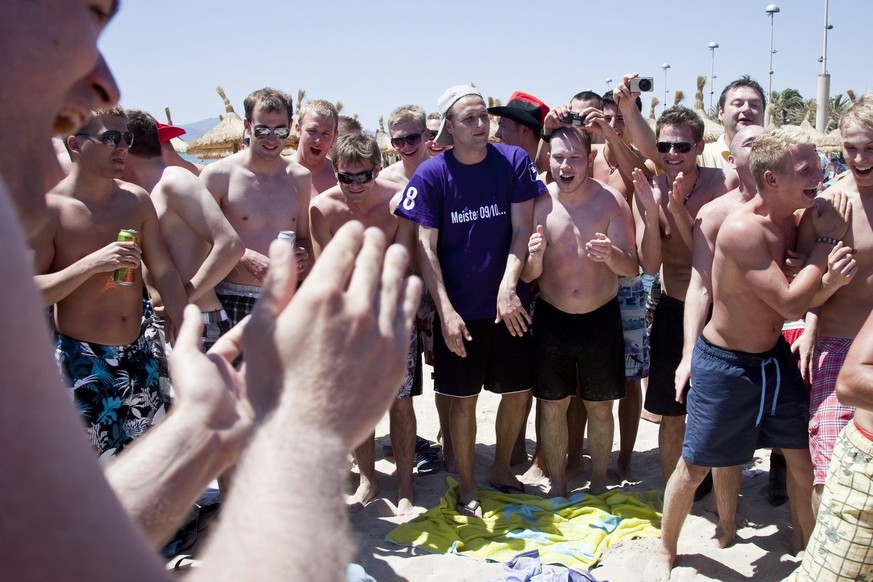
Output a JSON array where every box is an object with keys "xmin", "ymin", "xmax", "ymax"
[{"xmin": 348, "ymin": 366, "xmax": 806, "ymax": 581}]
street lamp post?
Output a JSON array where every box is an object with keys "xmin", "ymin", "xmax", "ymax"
[
  {"xmin": 708, "ymin": 42, "xmax": 719, "ymax": 110},
  {"xmin": 605, "ymin": 77, "xmax": 612, "ymax": 92},
  {"xmin": 816, "ymin": 0, "xmax": 832, "ymax": 132},
  {"xmin": 662, "ymin": 63, "xmax": 670, "ymax": 111},
  {"xmin": 765, "ymin": 4, "xmax": 780, "ymax": 127}
]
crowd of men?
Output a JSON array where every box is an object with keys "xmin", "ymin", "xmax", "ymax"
[{"xmin": 4, "ymin": 3, "xmax": 873, "ymax": 580}]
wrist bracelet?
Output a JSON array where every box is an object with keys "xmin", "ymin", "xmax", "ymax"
[
  {"xmin": 541, "ymin": 129, "xmax": 552, "ymax": 142},
  {"xmin": 816, "ymin": 236, "xmax": 839, "ymax": 245}
]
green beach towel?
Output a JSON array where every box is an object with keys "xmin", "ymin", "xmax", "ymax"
[{"xmin": 387, "ymin": 477, "xmax": 662, "ymax": 570}]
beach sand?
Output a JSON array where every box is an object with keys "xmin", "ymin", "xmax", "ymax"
[{"xmin": 347, "ymin": 365, "xmax": 806, "ymax": 581}]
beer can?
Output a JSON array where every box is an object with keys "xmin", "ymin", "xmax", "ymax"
[
  {"xmin": 278, "ymin": 230, "xmax": 296, "ymax": 247},
  {"xmin": 113, "ymin": 229, "xmax": 140, "ymax": 285}
]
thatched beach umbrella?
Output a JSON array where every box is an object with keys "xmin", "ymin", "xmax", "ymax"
[
  {"xmin": 815, "ymin": 128, "xmax": 843, "ymax": 155},
  {"xmin": 376, "ymin": 116, "xmax": 398, "ymax": 166},
  {"xmin": 186, "ymin": 86, "xmax": 245, "ymax": 159},
  {"xmin": 164, "ymin": 107, "xmax": 188, "ymax": 153}
]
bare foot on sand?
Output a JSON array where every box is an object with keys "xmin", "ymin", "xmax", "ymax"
[
  {"xmin": 642, "ymin": 545, "xmax": 675, "ymax": 581},
  {"xmin": 395, "ymin": 496, "xmax": 414, "ymax": 516},
  {"xmin": 347, "ymin": 480, "xmax": 378, "ymax": 513},
  {"xmin": 522, "ymin": 457, "xmax": 549, "ymax": 481},
  {"xmin": 713, "ymin": 521, "xmax": 737, "ymax": 548},
  {"xmin": 617, "ymin": 457, "xmax": 636, "ymax": 483}
]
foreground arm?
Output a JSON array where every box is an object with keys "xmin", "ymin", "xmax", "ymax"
[
  {"xmin": 0, "ymin": 186, "xmax": 168, "ymax": 581},
  {"xmin": 104, "ymin": 312, "xmax": 250, "ymax": 547},
  {"xmin": 192, "ymin": 223, "xmax": 421, "ymax": 582},
  {"xmin": 631, "ymin": 168, "xmax": 662, "ymax": 275}
]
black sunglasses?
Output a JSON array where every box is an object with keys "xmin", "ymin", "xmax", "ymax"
[
  {"xmin": 426, "ymin": 129, "xmax": 439, "ymax": 140},
  {"xmin": 76, "ymin": 130, "xmax": 134, "ymax": 148},
  {"xmin": 390, "ymin": 132, "xmax": 423, "ymax": 149},
  {"xmin": 656, "ymin": 141, "xmax": 693, "ymax": 154},
  {"xmin": 337, "ymin": 169, "xmax": 375, "ymax": 185},
  {"xmin": 252, "ymin": 126, "xmax": 291, "ymax": 140}
]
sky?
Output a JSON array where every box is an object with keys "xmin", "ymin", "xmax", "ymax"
[{"xmin": 100, "ymin": 1, "xmax": 873, "ymax": 131}]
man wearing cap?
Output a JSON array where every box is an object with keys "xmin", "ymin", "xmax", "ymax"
[
  {"xmin": 489, "ymin": 91, "xmax": 549, "ymax": 170},
  {"xmin": 155, "ymin": 121, "xmax": 205, "ymax": 176},
  {"xmin": 395, "ymin": 85, "xmax": 546, "ymax": 516}
]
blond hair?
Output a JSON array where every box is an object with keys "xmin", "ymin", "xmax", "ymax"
[{"xmin": 749, "ymin": 126, "xmax": 814, "ymax": 190}]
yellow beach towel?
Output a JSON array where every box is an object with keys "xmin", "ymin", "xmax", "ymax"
[{"xmin": 387, "ymin": 478, "xmax": 662, "ymax": 570}]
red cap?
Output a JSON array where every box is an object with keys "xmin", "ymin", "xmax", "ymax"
[{"xmin": 156, "ymin": 121, "xmax": 186, "ymax": 143}]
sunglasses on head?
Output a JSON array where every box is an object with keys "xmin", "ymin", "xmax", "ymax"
[
  {"xmin": 252, "ymin": 126, "xmax": 291, "ymax": 140},
  {"xmin": 390, "ymin": 132, "xmax": 423, "ymax": 149},
  {"xmin": 76, "ymin": 130, "xmax": 134, "ymax": 148},
  {"xmin": 337, "ymin": 169, "xmax": 375, "ymax": 185},
  {"xmin": 656, "ymin": 141, "xmax": 693, "ymax": 154}
]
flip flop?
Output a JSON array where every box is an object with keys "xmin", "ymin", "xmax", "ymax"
[
  {"xmin": 489, "ymin": 480, "xmax": 526, "ymax": 495},
  {"xmin": 415, "ymin": 449, "xmax": 441, "ymax": 475},
  {"xmin": 456, "ymin": 499, "xmax": 482, "ymax": 518}
]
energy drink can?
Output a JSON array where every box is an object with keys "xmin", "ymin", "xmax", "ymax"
[
  {"xmin": 278, "ymin": 230, "xmax": 296, "ymax": 247},
  {"xmin": 113, "ymin": 229, "xmax": 140, "ymax": 285}
]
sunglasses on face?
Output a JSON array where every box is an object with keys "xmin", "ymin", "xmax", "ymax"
[
  {"xmin": 390, "ymin": 132, "xmax": 423, "ymax": 149},
  {"xmin": 656, "ymin": 141, "xmax": 693, "ymax": 154},
  {"xmin": 336, "ymin": 169, "xmax": 375, "ymax": 185},
  {"xmin": 76, "ymin": 130, "xmax": 134, "ymax": 147},
  {"xmin": 426, "ymin": 129, "xmax": 439, "ymax": 140},
  {"xmin": 252, "ymin": 126, "xmax": 291, "ymax": 140}
]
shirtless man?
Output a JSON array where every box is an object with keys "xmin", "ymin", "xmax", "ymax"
[
  {"xmin": 380, "ymin": 104, "xmax": 430, "ymax": 186},
  {"xmin": 795, "ymin": 94, "xmax": 872, "ymax": 514},
  {"xmin": 646, "ymin": 127, "xmax": 846, "ymax": 580},
  {"xmin": 799, "ymin": 306, "xmax": 873, "ymax": 579},
  {"xmin": 201, "ymin": 87, "xmax": 312, "ymax": 328},
  {"xmin": 311, "ymin": 133, "xmax": 419, "ymax": 515},
  {"xmin": 292, "ymin": 99, "xmax": 339, "ymax": 195},
  {"xmin": 698, "ymin": 77, "xmax": 766, "ymax": 172},
  {"xmin": 522, "ymin": 127, "xmax": 638, "ymax": 496},
  {"xmin": 425, "ymin": 112, "xmax": 448, "ymax": 157},
  {"xmin": 32, "ymin": 107, "xmax": 188, "ymax": 458},
  {"xmin": 123, "ymin": 110, "xmax": 244, "ymax": 351},
  {"xmin": 634, "ymin": 106, "xmax": 737, "ymax": 483},
  {"xmin": 672, "ymin": 124, "xmax": 764, "ymax": 547}
]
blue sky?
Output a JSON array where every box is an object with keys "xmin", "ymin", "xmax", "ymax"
[{"xmin": 100, "ymin": 1, "xmax": 872, "ymax": 130}]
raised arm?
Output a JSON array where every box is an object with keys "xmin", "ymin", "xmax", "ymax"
[
  {"xmin": 615, "ymin": 73, "xmax": 660, "ymax": 171},
  {"xmin": 191, "ymin": 224, "xmax": 421, "ymax": 582},
  {"xmin": 631, "ymin": 168, "xmax": 663, "ymax": 275}
]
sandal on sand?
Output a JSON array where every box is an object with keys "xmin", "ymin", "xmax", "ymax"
[
  {"xmin": 415, "ymin": 449, "xmax": 442, "ymax": 475},
  {"xmin": 456, "ymin": 499, "xmax": 482, "ymax": 518}
]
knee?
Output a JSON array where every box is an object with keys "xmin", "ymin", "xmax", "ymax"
[
  {"xmin": 540, "ymin": 398, "xmax": 570, "ymax": 420},
  {"xmin": 585, "ymin": 401, "xmax": 615, "ymax": 422}
]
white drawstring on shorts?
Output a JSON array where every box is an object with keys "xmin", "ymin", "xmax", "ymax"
[{"xmin": 756, "ymin": 357, "xmax": 781, "ymax": 427}]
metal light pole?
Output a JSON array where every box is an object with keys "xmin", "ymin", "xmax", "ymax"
[
  {"xmin": 605, "ymin": 77, "xmax": 612, "ymax": 92},
  {"xmin": 708, "ymin": 42, "xmax": 719, "ymax": 110},
  {"xmin": 816, "ymin": 0, "xmax": 832, "ymax": 132},
  {"xmin": 662, "ymin": 63, "xmax": 671, "ymax": 112},
  {"xmin": 765, "ymin": 4, "xmax": 780, "ymax": 128}
]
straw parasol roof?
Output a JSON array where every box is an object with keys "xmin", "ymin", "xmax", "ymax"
[
  {"xmin": 164, "ymin": 107, "xmax": 188, "ymax": 153},
  {"xmin": 815, "ymin": 128, "xmax": 843, "ymax": 155},
  {"xmin": 694, "ymin": 109, "xmax": 724, "ymax": 143},
  {"xmin": 186, "ymin": 86, "xmax": 246, "ymax": 159}
]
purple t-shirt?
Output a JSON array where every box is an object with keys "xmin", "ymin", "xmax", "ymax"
[{"xmin": 395, "ymin": 143, "xmax": 546, "ymax": 321}]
